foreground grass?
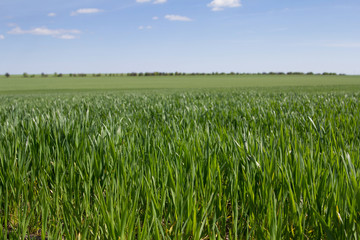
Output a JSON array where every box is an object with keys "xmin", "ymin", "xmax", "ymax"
[{"xmin": 0, "ymin": 88, "xmax": 359, "ymax": 239}]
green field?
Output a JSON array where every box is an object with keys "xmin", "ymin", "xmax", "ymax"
[
  {"xmin": 0, "ymin": 76, "xmax": 360, "ymax": 239},
  {"xmin": 1, "ymin": 75, "xmax": 360, "ymax": 93}
]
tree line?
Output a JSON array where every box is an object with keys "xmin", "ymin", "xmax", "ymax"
[
  {"xmin": 125, "ymin": 72, "xmax": 340, "ymax": 76},
  {"xmin": 3, "ymin": 71, "xmax": 342, "ymax": 78}
]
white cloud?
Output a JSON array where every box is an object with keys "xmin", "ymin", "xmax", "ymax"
[
  {"xmin": 8, "ymin": 27, "xmax": 81, "ymax": 39},
  {"xmin": 153, "ymin": 0, "xmax": 167, "ymax": 4},
  {"xmin": 136, "ymin": 0, "xmax": 151, "ymax": 2},
  {"xmin": 152, "ymin": 16, "xmax": 159, "ymax": 20},
  {"xmin": 138, "ymin": 25, "xmax": 152, "ymax": 30},
  {"xmin": 48, "ymin": 13, "xmax": 56, "ymax": 17},
  {"xmin": 207, "ymin": 0, "xmax": 241, "ymax": 11},
  {"xmin": 58, "ymin": 34, "xmax": 77, "ymax": 40},
  {"xmin": 165, "ymin": 15, "xmax": 192, "ymax": 22},
  {"xmin": 0, "ymin": 35, "xmax": 5, "ymax": 40},
  {"xmin": 71, "ymin": 8, "xmax": 103, "ymax": 16}
]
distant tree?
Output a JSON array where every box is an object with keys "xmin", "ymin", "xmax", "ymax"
[
  {"xmin": 58, "ymin": 73, "xmax": 63, "ymax": 77},
  {"xmin": 23, "ymin": 72, "xmax": 29, "ymax": 78},
  {"xmin": 287, "ymin": 72, "xmax": 305, "ymax": 75},
  {"xmin": 5, "ymin": 73, "xmax": 10, "ymax": 78}
]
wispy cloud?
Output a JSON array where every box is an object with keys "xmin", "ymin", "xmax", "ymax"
[
  {"xmin": 58, "ymin": 34, "xmax": 77, "ymax": 40},
  {"xmin": 0, "ymin": 35, "xmax": 5, "ymax": 40},
  {"xmin": 154, "ymin": 0, "xmax": 167, "ymax": 4},
  {"xmin": 152, "ymin": 16, "xmax": 159, "ymax": 20},
  {"xmin": 8, "ymin": 27, "xmax": 81, "ymax": 40},
  {"xmin": 136, "ymin": 0, "xmax": 167, "ymax": 4},
  {"xmin": 71, "ymin": 8, "xmax": 103, "ymax": 16},
  {"xmin": 207, "ymin": 0, "xmax": 241, "ymax": 11},
  {"xmin": 48, "ymin": 13, "xmax": 56, "ymax": 17},
  {"xmin": 138, "ymin": 25, "xmax": 152, "ymax": 30},
  {"xmin": 165, "ymin": 15, "xmax": 192, "ymax": 22}
]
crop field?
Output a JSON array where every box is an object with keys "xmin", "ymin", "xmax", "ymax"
[
  {"xmin": 1, "ymin": 74, "xmax": 360, "ymax": 94},
  {"xmin": 0, "ymin": 76, "xmax": 360, "ymax": 239}
]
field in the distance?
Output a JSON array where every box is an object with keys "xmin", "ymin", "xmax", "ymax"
[
  {"xmin": 1, "ymin": 74, "xmax": 360, "ymax": 93},
  {"xmin": 0, "ymin": 75, "xmax": 359, "ymax": 239}
]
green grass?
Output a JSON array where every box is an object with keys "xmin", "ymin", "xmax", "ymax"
[
  {"xmin": 0, "ymin": 76, "xmax": 359, "ymax": 239},
  {"xmin": 0, "ymin": 75, "xmax": 360, "ymax": 94}
]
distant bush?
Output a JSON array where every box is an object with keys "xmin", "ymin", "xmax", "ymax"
[
  {"xmin": 23, "ymin": 72, "xmax": 29, "ymax": 78},
  {"xmin": 5, "ymin": 73, "xmax": 10, "ymax": 78},
  {"xmin": 287, "ymin": 72, "xmax": 305, "ymax": 75},
  {"xmin": 71, "ymin": 73, "xmax": 87, "ymax": 77}
]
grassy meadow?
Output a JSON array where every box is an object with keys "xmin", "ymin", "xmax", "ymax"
[{"xmin": 0, "ymin": 75, "xmax": 359, "ymax": 239}]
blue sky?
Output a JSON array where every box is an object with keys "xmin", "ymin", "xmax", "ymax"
[{"xmin": 1, "ymin": 0, "xmax": 359, "ymax": 74}]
